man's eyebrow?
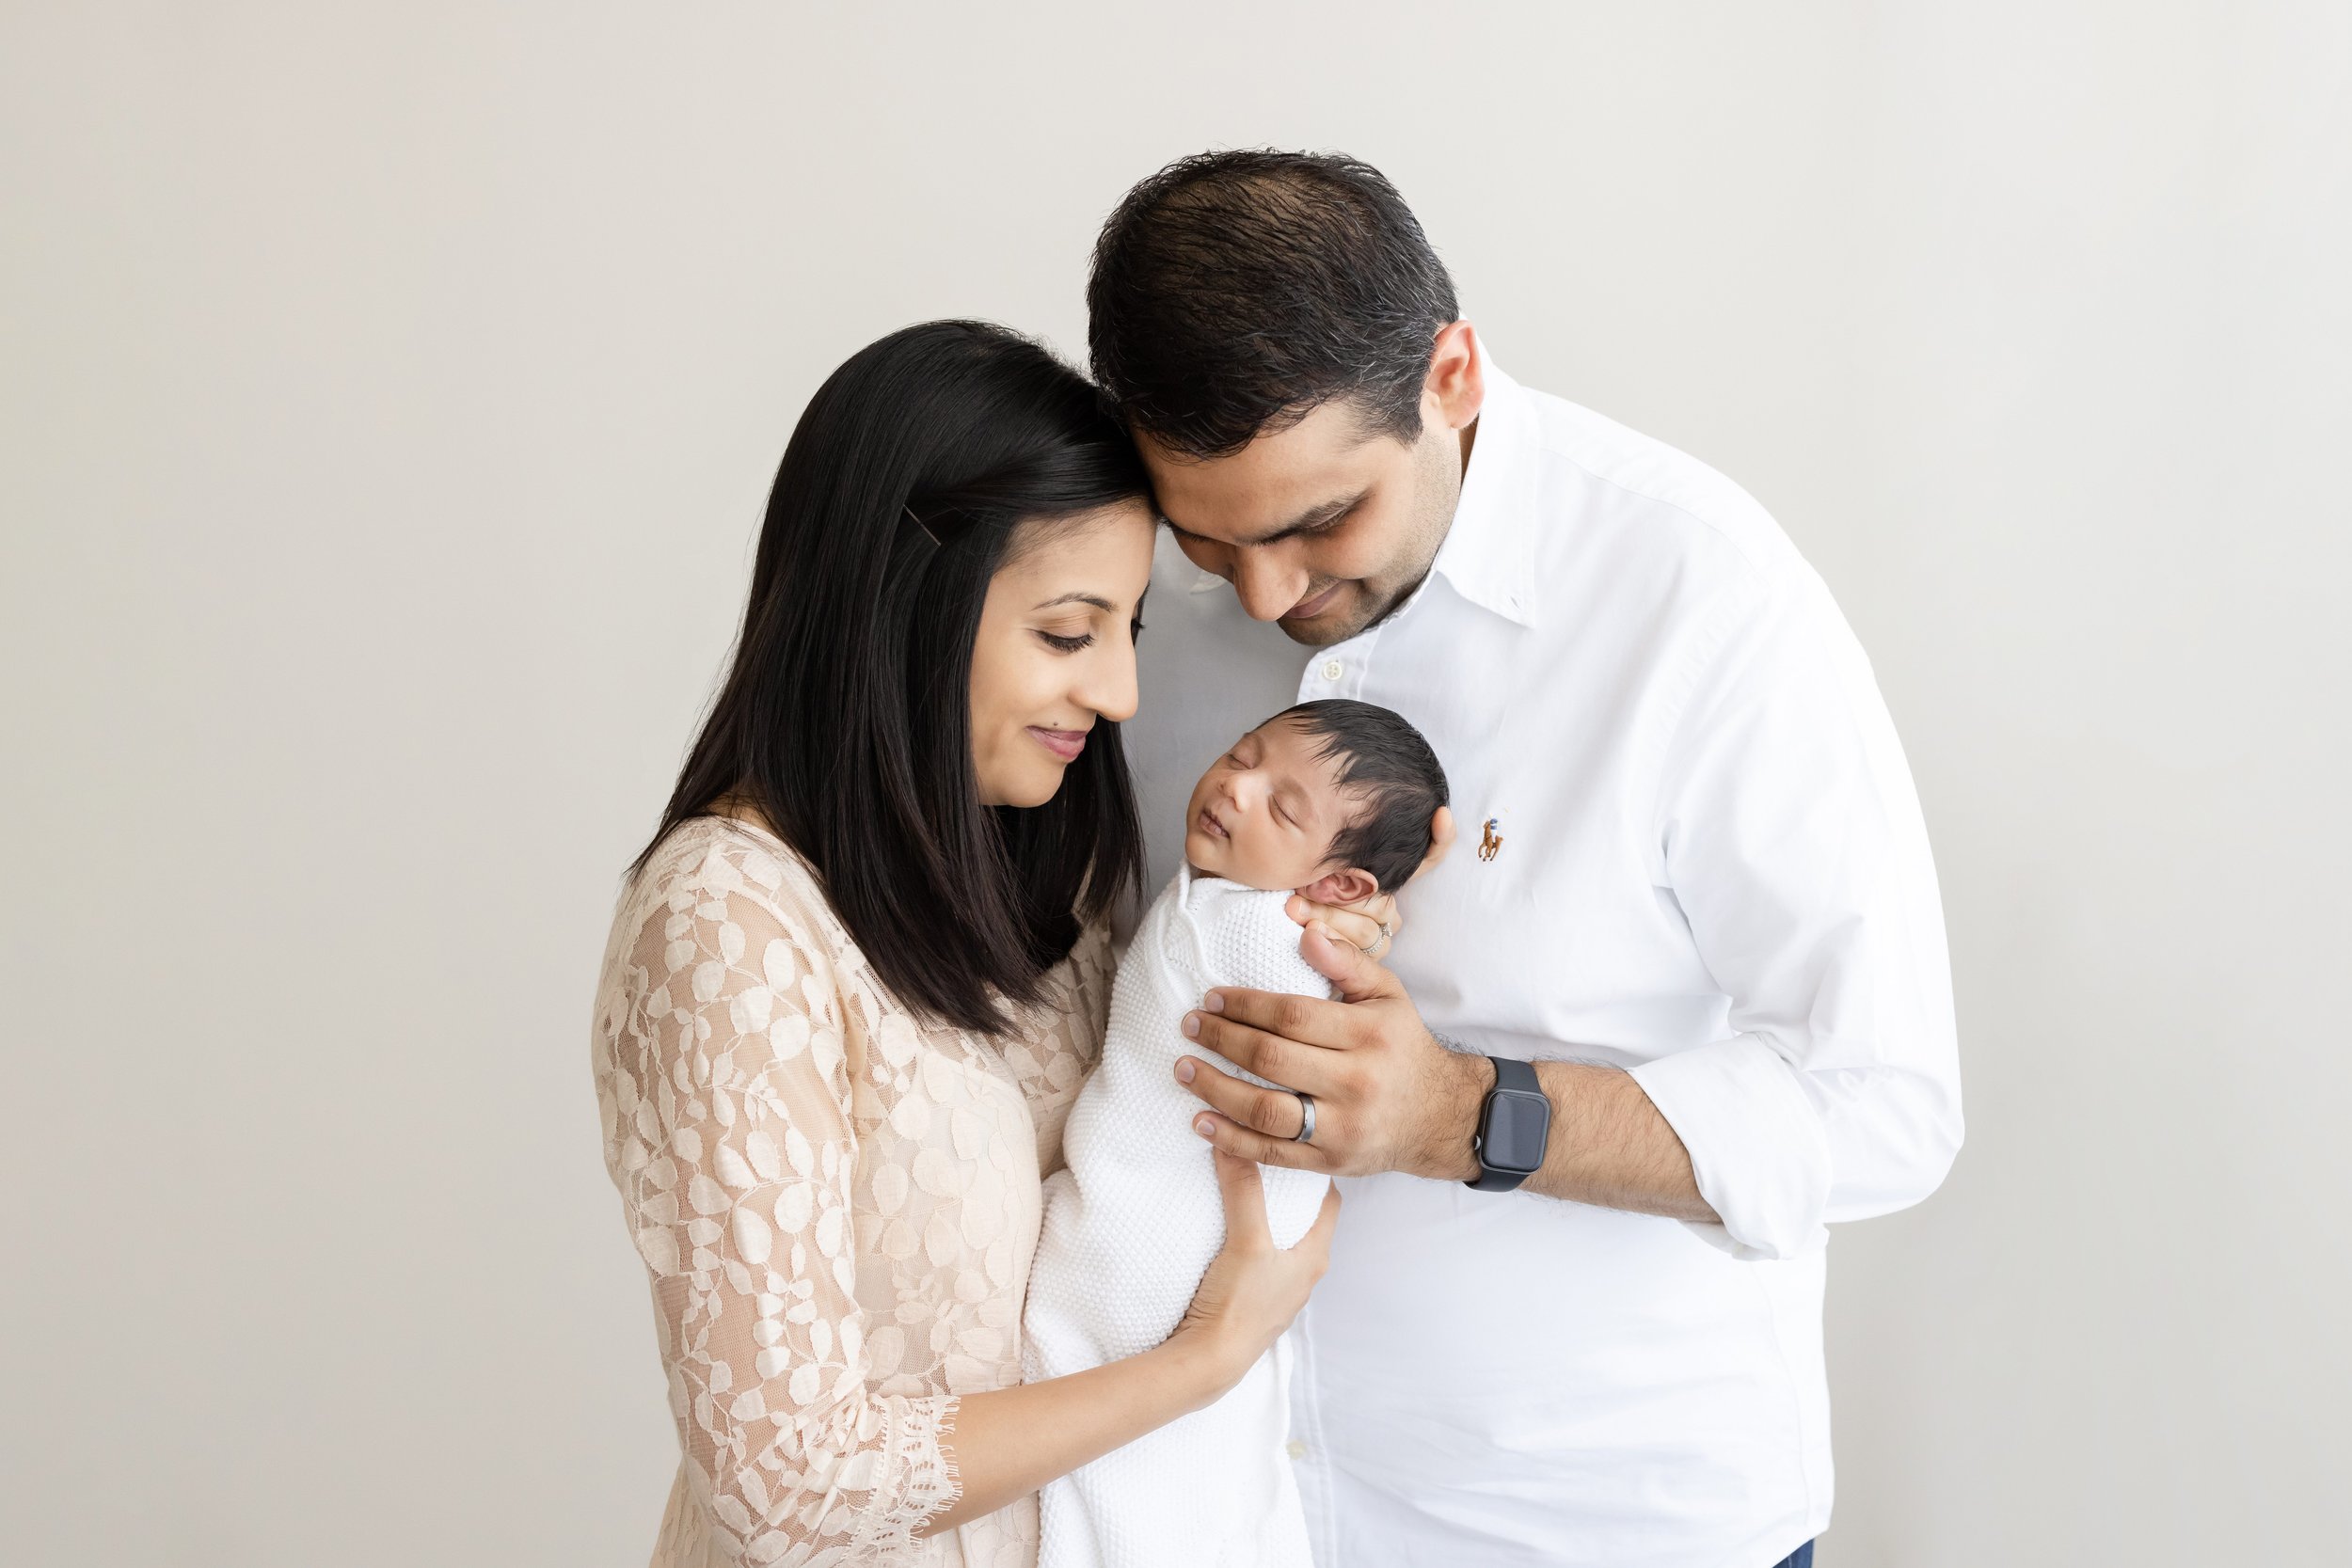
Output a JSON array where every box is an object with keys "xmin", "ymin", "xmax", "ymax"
[
  {"xmin": 1030, "ymin": 591, "xmax": 1118, "ymax": 612},
  {"xmin": 1166, "ymin": 489, "xmax": 1368, "ymax": 548}
]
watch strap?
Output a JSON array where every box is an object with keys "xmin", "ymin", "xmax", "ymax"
[{"xmin": 1467, "ymin": 1054, "xmax": 1549, "ymax": 1192}]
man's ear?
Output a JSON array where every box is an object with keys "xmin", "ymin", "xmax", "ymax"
[
  {"xmin": 1299, "ymin": 867, "xmax": 1380, "ymax": 906},
  {"xmin": 1424, "ymin": 320, "xmax": 1485, "ymax": 433}
]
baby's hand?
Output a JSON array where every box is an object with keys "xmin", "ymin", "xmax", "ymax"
[{"xmin": 1286, "ymin": 889, "xmax": 1396, "ymax": 962}]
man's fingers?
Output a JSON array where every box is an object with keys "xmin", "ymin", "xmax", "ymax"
[
  {"xmin": 1177, "ymin": 1054, "xmax": 1309, "ymax": 1136},
  {"xmin": 1192, "ymin": 1111, "xmax": 1330, "ymax": 1175},
  {"xmin": 1187, "ymin": 1010, "xmax": 1333, "ymax": 1088},
  {"xmin": 1197, "ymin": 981, "xmax": 1373, "ymax": 1051}
]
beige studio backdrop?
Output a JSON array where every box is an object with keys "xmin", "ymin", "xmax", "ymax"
[{"xmin": 4, "ymin": 5, "xmax": 2346, "ymax": 1565}]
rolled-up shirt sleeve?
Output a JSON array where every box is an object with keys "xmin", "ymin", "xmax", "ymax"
[{"xmin": 1629, "ymin": 566, "xmax": 1963, "ymax": 1261}]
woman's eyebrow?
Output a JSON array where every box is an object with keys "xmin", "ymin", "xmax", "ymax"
[{"xmin": 1030, "ymin": 591, "xmax": 1117, "ymax": 612}]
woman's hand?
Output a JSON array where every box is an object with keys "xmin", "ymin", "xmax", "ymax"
[
  {"xmin": 1287, "ymin": 887, "xmax": 1397, "ymax": 960},
  {"xmin": 1285, "ymin": 804, "xmax": 1456, "ymax": 961},
  {"xmin": 924, "ymin": 1157, "xmax": 1340, "ymax": 1533},
  {"xmin": 1168, "ymin": 1151, "xmax": 1341, "ymax": 1394}
]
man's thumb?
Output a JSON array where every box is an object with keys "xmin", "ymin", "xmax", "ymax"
[{"xmin": 1301, "ymin": 919, "xmax": 1391, "ymax": 1003}]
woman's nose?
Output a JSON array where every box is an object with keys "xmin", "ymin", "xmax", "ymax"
[{"xmin": 1076, "ymin": 642, "xmax": 1139, "ymax": 724}]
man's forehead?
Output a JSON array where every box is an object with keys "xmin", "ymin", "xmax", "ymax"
[{"xmin": 1140, "ymin": 404, "xmax": 1385, "ymax": 540}]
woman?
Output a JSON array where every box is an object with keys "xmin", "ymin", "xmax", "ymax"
[{"xmin": 592, "ymin": 322, "xmax": 1375, "ymax": 1567}]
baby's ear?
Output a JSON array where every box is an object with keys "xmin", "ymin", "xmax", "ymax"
[{"xmin": 1299, "ymin": 867, "xmax": 1380, "ymax": 906}]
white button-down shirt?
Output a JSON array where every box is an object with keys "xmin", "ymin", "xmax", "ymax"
[{"xmin": 1122, "ymin": 354, "xmax": 1963, "ymax": 1568}]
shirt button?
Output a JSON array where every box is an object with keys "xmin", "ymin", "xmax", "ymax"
[
  {"xmin": 1319, "ymin": 659, "xmax": 1343, "ymax": 682},
  {"xmin": 1285, "ymin": 1439, "xmax": 1309, "ymax": 1460}
]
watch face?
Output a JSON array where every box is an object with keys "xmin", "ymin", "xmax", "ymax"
[{"xmin": 1485, "ymin": 1090, "xmax": 1549, "ymax": 1174}]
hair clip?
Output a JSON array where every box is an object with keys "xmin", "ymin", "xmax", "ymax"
[{"xmin": 905, "ymin": 503, "xmax": 969, "ymax": 549}]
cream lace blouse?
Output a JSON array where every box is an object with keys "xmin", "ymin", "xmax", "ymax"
[{"xmin": 593, "ymin": 816, "xmax": 1113, "ymax": 1567}]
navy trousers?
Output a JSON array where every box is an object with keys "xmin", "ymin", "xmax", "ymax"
[{"xmin": 1772, "ymin": 1545, "xmax": 1815, "ymax": 1568}]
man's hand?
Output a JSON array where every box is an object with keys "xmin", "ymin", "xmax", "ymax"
[
  {"xmin": 1175, "ymin": 919, "xmax": 1487, "ymax": 1180},
  {"xmin": 1177, "ymin": 896, "xmax": 1720, "ymax": 1223}
]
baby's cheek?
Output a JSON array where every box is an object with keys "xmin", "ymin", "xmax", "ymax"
[{"xmin": 1236, "ymin": 837, "xmax": 1315, "ymax": 895}]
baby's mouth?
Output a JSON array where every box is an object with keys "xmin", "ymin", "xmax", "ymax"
[{"xmin": 1196, "ymin": 804, "xmax": 1230, "ymax": 840}]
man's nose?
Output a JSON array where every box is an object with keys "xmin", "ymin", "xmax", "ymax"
[{"xmin": 1232, "ymin": 548, "xmax": 1303, "ymax": 623}]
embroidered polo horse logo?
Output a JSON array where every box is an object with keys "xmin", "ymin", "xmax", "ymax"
[{"xmin": 1478, "ymin": 816, "xmax": 1504, "ymax": 862}]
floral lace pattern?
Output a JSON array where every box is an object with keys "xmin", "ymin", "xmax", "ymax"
[{"xmin": 594, "ymin": 817, "xmax": 1112, "ymax": 1567}]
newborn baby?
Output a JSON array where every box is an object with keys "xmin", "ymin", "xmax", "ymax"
[{"xmin": 1024, "ymin": 698, "xmax": 1449, "ymax": 1568}]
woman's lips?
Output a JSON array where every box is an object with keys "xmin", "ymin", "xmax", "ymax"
[
  {"xmin": 1028, "ymin": 726, "xmax": 1088, "ymax": 762},
  {"xmin": 1286, "ymin": 581, "xmax": 1344, "ymax": 621}
]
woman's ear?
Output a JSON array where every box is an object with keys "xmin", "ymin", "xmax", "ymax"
[{"xmin": 1298, "ymin": 867, "xmax": 1379, "ymax": 906}]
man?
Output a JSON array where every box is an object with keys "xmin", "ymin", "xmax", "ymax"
[{"xmin": 1096, "ymin": 150, "xmax": 1962, "ymax": 1568}]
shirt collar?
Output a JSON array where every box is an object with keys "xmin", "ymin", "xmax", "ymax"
[
  {"xmin": 1183, "ymin": 341, "xmax": 1542, "ymax": 630},
  {"xmin": 1426, "ymin": 346, "xmax": 1540, "ymax": 629}
]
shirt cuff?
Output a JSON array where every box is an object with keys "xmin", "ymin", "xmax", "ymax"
[{"xmin": 1629, "ymin": 1035, "xmax": 1834, "ymax": 1261}]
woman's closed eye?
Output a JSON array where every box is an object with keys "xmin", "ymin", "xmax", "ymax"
[{"xmin": 1037, "ymin": 616, "xmax": 1142, "ymax": 655}]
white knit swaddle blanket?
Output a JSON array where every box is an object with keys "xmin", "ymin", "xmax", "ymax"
[{"xmin": 1024, "ymin": 865, "xmax": 1332, "ymax": 1568}]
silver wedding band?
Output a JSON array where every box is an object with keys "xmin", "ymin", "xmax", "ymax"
[{"xmin": 1293, "ymin": 1091, "xmax": 1317, "ymax": 1144}]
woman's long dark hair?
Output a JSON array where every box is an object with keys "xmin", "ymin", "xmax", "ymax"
[{"xmin": 635, "ymin": 321, "xmax": 1152, "ymax": 1034}]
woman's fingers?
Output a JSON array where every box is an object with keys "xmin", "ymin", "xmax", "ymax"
[
  {"xmin": 1211, "ymin": 1149, "xmax": 1275, "ymax": 1248},
  {"xmin": 1296, "ymin": 920, "xmax": 1395, "ymax": 1003},
  {"xmin": 1285, "ymin": 892, "xmax": 1393, "ymax": 955},
  {"xmin": 1296, "ymin": 1181, "xmax": 1343, "ymax": 1262}
]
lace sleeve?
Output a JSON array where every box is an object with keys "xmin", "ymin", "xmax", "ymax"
[
  {"xmin": 596, "ymin": 847, "xmax": 959, "ymax": 1565},
  {"xmin": 1003, "ymin": 918, "xmax": 1115, "ymax": 1180}
]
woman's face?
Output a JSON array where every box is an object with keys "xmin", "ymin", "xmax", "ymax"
[{"xmin": 968, "ymin": 500, "xmax": 1158, "ymax": 808}]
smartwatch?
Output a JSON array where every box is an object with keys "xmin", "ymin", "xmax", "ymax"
[{"xmin": 1466, "ymin": 1056, "xmax": 1550, "ymax": 1192}]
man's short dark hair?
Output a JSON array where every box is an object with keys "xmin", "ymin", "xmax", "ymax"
[
  {"xmin": 1279, "ymin": 699, "xmax": 1450, "ymax": 895},
  {"xmin": 1089, "ymin": 150, "xmax": 1460, "ymax": 459}
]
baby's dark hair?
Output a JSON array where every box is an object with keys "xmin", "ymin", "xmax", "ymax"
[{"xmin": 1278, "ymin": 699, "xmax": 1450, "ymax": 895}]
